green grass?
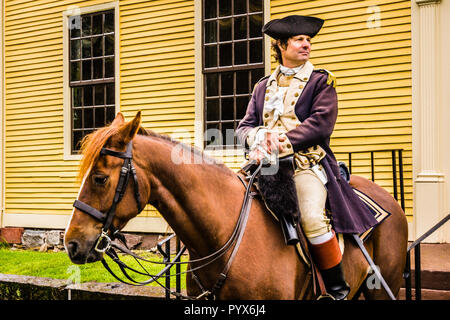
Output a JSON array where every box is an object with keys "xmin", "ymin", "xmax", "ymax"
[{"xmin": 0, "ymin": 248, "xmax": 187, "ymax": 288}]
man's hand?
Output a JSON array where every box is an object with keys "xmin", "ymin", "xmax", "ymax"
[{"xmin": 249, "ymin": 131, "xmax": 286, "ymax": 164}]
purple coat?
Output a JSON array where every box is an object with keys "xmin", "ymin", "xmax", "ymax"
[{"xmin": 237, "ymin": 70, "xmax": 379, "ymax": 234}]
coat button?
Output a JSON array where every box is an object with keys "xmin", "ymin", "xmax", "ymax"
[
  {"xmin": 264, "ymin": 113, "xmax": 269, "ymax": 118},
  {"xmin": 299, "ymin": 84, "xmax": 304, "ymax": 89},
  {"xmin": 291, "ymin": 101, "xmax": 295, "ymax": 105},
  {"xmin": 303, "ymin": 77, "xmax": 308, "ymax": 81},
  {"xmin": 265, "ymin": 96, "xmax": 269, "ymax": 101},
  {"xmin": 287, "ymin": 144, "xmax": 292, "ymax": 149},
  {"xmin": 294, "ymin": 92, "xmax": 299, "ymax": 97}
]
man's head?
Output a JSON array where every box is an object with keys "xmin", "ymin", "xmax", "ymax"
[{"xmin": 263, "ymin": 15, "xmax": 323, "ymax": 67}]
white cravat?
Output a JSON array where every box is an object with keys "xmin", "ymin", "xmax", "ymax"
[
  {"xmin": 265, "ymin": 64, "xmax": 304, "ymax": 122},
  {"xmin": 279, "ymin": 64, "xmax": 304, "ymax": 76}
]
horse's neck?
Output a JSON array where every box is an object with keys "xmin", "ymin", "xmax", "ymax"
[{"xmin": 138, "ymin": 136, "xmax": 243, "ymax": 257}]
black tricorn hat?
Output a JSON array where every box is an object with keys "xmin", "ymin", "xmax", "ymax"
[{"xmin": 262, "ymin": 15, "xmax": 324, "ymax": 39}]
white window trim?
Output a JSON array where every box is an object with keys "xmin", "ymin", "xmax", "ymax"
[{"xmin": 62, "ymin": 2, "xmax": 120, "ymax": 160}]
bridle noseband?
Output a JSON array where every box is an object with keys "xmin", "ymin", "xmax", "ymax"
[{"xmin": 73, "ymin": 141, "xmax": 143, "ymax": 252}]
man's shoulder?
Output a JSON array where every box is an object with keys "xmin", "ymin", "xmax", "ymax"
[{"xmin": 312, "ymin": 68, "xmax": 337, "ymax": 88}]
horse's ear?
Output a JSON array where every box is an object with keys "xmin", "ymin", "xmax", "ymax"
[
  {"xmin": 111, "ymin": 112, "xmax": 125, "ymax": 127},
  {"xmin": 118, "ymin": 111, "xmax": 142, "ymax": 145}
]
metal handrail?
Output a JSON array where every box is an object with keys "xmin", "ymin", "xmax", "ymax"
[
  {"xmin": 404, "ymin": 214, "xmax": 450, "ymax": 300},
  {"xmin": 157, "ymin": 234, "xmax": 184, "ymax": 299}
]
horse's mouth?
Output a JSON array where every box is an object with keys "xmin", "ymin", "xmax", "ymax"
[{"xmin": 65, "ymin": 238, "xmax": 104, "ymax": 264}]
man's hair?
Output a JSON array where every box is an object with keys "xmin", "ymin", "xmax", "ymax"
[{"xmin": 271, "ymin": 38, "xmax": 289, "ymax": 64}]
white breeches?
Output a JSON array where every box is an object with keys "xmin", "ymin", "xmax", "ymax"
[{"xmin": 293, "ymin": 168, "xmax": 331, "ymax": 238}]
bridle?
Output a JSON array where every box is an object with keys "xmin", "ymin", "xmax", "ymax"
[
  {"xmin": 72, "ymin": 139, "xmax": 262, "ymax": 299},
  {"xmin": 73, "ymin": 141, "xmax": 142, "ymax": 253}
]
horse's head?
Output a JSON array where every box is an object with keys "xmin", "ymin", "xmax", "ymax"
[{"xmin": 64, "ymin": 111, "xmax": 146, "ymax": 264}]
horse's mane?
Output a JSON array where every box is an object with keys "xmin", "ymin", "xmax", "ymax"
[{"xmin": 78, "ymin": 125, "xmax": 234, "ymax": 181}]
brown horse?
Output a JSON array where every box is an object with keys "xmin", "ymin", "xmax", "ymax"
[{"xmin": 64, "ymin": 112, "xmax": 408, "ymax": 300}]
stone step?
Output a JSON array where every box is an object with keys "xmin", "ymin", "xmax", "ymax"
[{"xmin": 399, "ymin": 288, "xmax": 450, "ymax": 300}]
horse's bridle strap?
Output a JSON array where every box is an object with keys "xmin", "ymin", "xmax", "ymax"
[{"xmin": 73, "ymin": 199, "xmax": 107, "ymax": 222}]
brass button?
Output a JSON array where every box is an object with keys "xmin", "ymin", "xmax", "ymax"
[
  {"xmin": 266, "ymin": 89, "xmax": 270, "ymax": 93},
  {"xmin": 294, "ymin": 92, "xmax": 299, "ymax": 97},
  {"xmin": 277, "ymin": 122, "xmax": 282, "ymax": 126},
  {"xmin": 265, "ymin": 96, "xmax": 269, "ymax": 101},
  {"xmin": 299, "ymin": 84, "xmax": 304, "ymax": 89},
  {"xmin": 303, "ymin": 77, "xmax": 308, "ymax": 81},
  {"xmin": 264, "ymin": 113, "xmax": 269, "ymax": 118},
  {"xmin": 287, "ymin": 144, "xmax": 292, "ymax": 149},
  {"xmin": 291, "ymin": 101, "xmax": 295, "ymax": 105}
]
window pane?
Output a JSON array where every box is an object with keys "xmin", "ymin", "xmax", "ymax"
[
  {"xmin": 70, "ymin": 61, "xmax": 80, "ymax": 81},
  {"xmin": 72, "ymin": 87, "xmax": 82, "ymax": 107},
  {"xmin": 205, "ymin": 45, "xmax": 217, "ymax": 68},
  {"xmin": 92, "ymin": 14, "xmax": 103, "ymax": 35},
  {"xmin": 73, "ymin": 109, "xmax": 82, "ymax": 129},
  {"xmin": 204, "ymin": 0, "xmax": 217, "ymax": 19},
  {"xmin": 93, "ymin": 59, "xmax": 103, "ymax": 79},
  {"xmin": 219, "ymin": 18, "xmax": 231, "ymax": 41},
  {"xmin": 249, "ymin": 14, "xmax": 263, "ymax": 38},
  {"xmin": 92, "ymin": 36, "xmax": 103, "ymax": 57},
  {"xmin": 234, "ymin": 17, "xmax": 247, "ymax": 40},
  {"xmin": 205, "ymin": 123, "xmax": 221, "ymax": 146},
  {"xmin": 221, "ymin": 98, "xmax": 234, "ymax": 120},
  {"xmin": 222, "ymin": 121, "xmax": 235, "ymax": 145},
  {"xmin": 219, "ymin": 0, "xmax": 231, "ymax": 16},
  {"xmin": 83, "ymin": 86, "xmax": 93, "ymax": 106},
  {"xmin": 82, "ymin": 60, "xmax": 92, "ymax": 80},
  {"xmin": 106, "ymin": 106, "xmax": 115, "ymax": 123},
  {"xmin": 104, "ymin": 12, "xmax": 114, "ymax": 33},
  {"xmin": 251, "ymin": 68, "xmax": 265, "ymax": 88},
  {"xmin": 249, "ymin": 39, "xmax": 262, "ymax": 63},
  {"xmin": 82, "ymin": 16, "xmax": 91, "ymax": 36},
  {"xmin": 249, "ymin": 0, "xmax": 263, "ymax": 12},
  {"xmin": 206, "ymin": 99, "xmax": 220, "ymax": 121},
  {"xmin": 70, "ymin": 40, "xmax": 80, "ymax": 60},
  {"xmin": 234, "ymin": 0, "xmax": 246, "ymax": 14},
  {"xmin": 234, "ymin": 41, "xmax": 247, "ymax": 65},
  {"xmin": 95, "ymin": 107, "xmax": 105, "ymax": 128},
  {"xmin": 221, "ymin": 72, "xmax": 233, "ymax": 95},
  {"xmin": 106, "ymin": 84, "xmax": 115, "ymax": 105},
  {"xmin": 94, "ymin": 85, "xmax": 104, "ymax": 105},
  {"xmin": 69, "ymin": 16, "xmax": 81, "ymax": 38},
  {"xmin": 205, "ymin": 21, "xmax": 217, "ymax": 43},
  {"xmin": 236, "ymin": 70, "xmax": 249, "ymax": 94},
  {"xmin": 84, "ymin": 108, "xmax": 93, "ymax": 129},
  {"xmin": 82, "ymin": 39, "xmax": 91, "ymax": 58},
  {"xmin": 236, "ymin": 96, "xmax": 250, "ymax": 119},
  {"xmin": 105, "ymin": 57, "xmax": 114, "ymax": 78},
  {"xmin": 205, "ymin": 73, "xmax": 218, "ymax": 97},
  {"xmin": 105, "ymin": 35, "xmax": 114, "ymax": 55},
  {"xmin": 73, "ymin": 131, "xmax": 83, "ymax": 152},
  {"xmin": 219, "ymin": 43, "xmax": 232, "ymax": 66}
]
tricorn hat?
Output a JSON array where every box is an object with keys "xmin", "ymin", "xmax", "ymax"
[{"xmin": 262, "ymin": 15, "xmax": 324, "ymax": 39}]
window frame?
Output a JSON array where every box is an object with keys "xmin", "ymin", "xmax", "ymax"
[
  {"xmin": 201, "ymin": 0, "xmax": 265, "ymax": 150},
  {"xmin": 63, "ymin": 2, "xmax": 120, "ymax": 160}
]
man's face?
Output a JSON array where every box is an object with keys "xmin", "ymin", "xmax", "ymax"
[{"xmin": 279, "ymin": 34, "xmax": 311, "ymax": 67}]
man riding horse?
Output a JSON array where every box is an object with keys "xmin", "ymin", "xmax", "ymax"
[{"xmin": 236, "ymin": 15, "xmax": 380, "ymax": 300}]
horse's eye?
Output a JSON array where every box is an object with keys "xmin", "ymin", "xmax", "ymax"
[{"xmin": 93, "ymin": 175, "xmax": 108, "ymax": 186}]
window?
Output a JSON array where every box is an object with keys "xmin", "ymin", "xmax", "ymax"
[
  {"xmin": 68, "ymin": 10, "xmax": 116, "ymax": 154},
  {"xmin": 203, "ymin": 0, "xmax": 265, "ymax": 148}
]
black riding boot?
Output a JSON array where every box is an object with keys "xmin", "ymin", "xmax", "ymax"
[{"xmin": 321, "ymin": 261, "xmax": 350, "ymax": 300}]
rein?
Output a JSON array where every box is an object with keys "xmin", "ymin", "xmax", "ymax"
[{"xmin": 72, "ymin": 141, "xmax": 262, "ymax": 299}]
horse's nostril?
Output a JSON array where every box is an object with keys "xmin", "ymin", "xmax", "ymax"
[{"xmin": 67, "ymin": 240, "xmax": 79, "ymax": 257}]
